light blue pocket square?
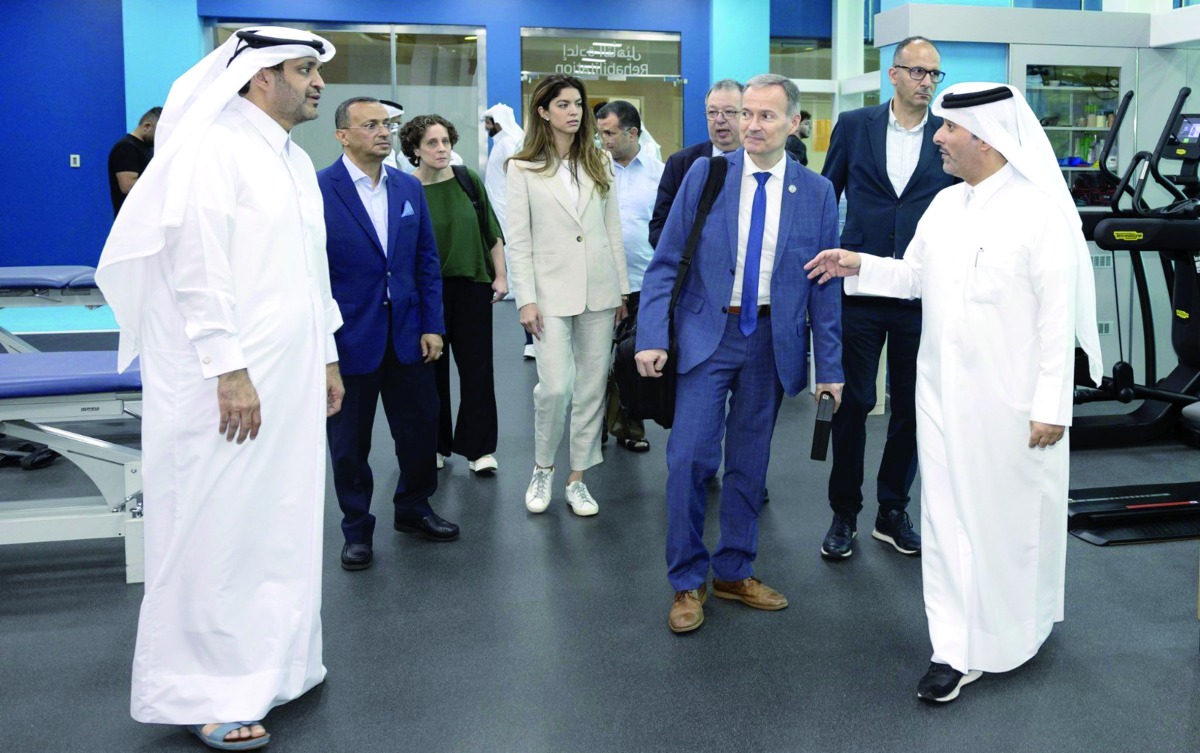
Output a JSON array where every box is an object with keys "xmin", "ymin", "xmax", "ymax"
[{"xmin": 401, "ymin": 200, "xmax": 415, "ymax": 218}]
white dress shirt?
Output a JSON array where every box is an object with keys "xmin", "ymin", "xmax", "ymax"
[
  {"xmin": 612, "ymin": 147, "xmax": 665, "ymax": 292},
  {"xmin": 730, "ymin": 151, "xmax": 787, "ymax": 307},
  {"xmin": 341, "ymin": 154, "xmax": 389, "ymax": 255},
  {"xmin": 886, "ymin": 100, "xmax": 928, "ymax": 197}
]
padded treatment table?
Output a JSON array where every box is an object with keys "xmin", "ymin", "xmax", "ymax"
[
  {"xmin": 0, "ymin": 350, "xmax": 144, "ymax": 583},
  {"xmin": 0, "ymin": 265, "xmax": 106, "ymax": 353}
]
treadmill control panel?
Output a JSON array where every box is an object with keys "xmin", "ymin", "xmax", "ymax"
[{"xmin": 1168, "ymin": 113, "xmax": 1200, "ymax": 161}]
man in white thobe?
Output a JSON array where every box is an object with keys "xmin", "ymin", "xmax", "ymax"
[
  {"xmin": 482, "ymin": 103, "xmax": 524, "ymax": 236},
  {"xmin": 806, "ymin": 82, "xmax": 1103, "ymax": 703},
  {"xmin": 96, "ymin": 27, "xmax": 344, "ymax": 748}
]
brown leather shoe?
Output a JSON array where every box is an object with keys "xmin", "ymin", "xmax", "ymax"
[
  {"xmin": 711, "ymin": 577, "xmax": 788, "ymax": 610},
  {"xmin": 668, "ymin": 584, "xmax": 708, "ymax": 633}
]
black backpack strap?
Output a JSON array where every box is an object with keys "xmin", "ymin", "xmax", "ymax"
[
  {"xmin": 667, "ymin": 156, "xmax": 727, "ymax": 318},
  {"xmin": 452, "ymin": 164, "xmax": 495, "ymax": 270}
]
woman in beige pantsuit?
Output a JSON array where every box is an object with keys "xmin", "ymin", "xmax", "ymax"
[{"xmin": 506, "ymin": 74, "xmax": 629, "ymax": 517}]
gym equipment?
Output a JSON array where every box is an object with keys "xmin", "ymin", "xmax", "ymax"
[{"xmin": 1068, "ymin": 88, "xmax": 1200, "ymax": 545}]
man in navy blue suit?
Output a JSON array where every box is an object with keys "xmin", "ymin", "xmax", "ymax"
[
  {"xmin": 320, "ymin": 97, "xmax": 459, "ymax": 572},
  {"xmin": 819, "ymin": 36, "xmax": 957, "ymax": 561},
  {"xmin": 636, "ymin": 74, "xmax": 844, "ymax": 634},
  {"xmin": 648, "ymin": 79, "xmax": 743, "ymax": 250}
]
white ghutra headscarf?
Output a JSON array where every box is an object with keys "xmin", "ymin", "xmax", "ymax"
[
  {"xmin": 933, "ymin": 82, "xmax": 1103, "ymax": 388},
  {"xmin": 97, "ymin": 27, "xmax": 336, "ymax": 371},
  {"xmin": 482, "ymin": 103, "xmax": 525, "ymax": 144}
]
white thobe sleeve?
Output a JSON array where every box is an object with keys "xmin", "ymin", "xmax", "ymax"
[
  {"xmin": 485, "ymin": 137, "xmax": 515, "ymax": 232},
  {"xmin": 170, "ymin": 143, "xmax": 248, "ymax": 379},
  {"xmin": 314, "ymin": 237, "xmax": 342, "ymax": 366},
  {"xmin": 847, "ymin": 226, "xmax": 926, "ymax": 300},
  {"xmin": 1028, "ymin": 211, "xmax": 1081, "ymax": 426}
]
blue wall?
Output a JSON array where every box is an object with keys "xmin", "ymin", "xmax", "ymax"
[
  {"xmin": 123, "ymin": 0, "xmax": 205, "ymax": 132},
  {"xmin": 196, "ymin": 0, "xmax": 713, "ymax": 149},
  {"xmin": 1, "ymin": 0, "xmax": 126, "ymax": 266},
  {"xmin": 771, "ymin": 0, "xmax": 834, "ymax": 38},
  {"xmin": 712, "ymin": 0, "xmax": 770, "ymax": 83}
]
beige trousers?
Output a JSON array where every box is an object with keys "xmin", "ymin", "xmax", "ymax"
[{"xmin": 533, "ymin": 308, "xmax": 615, "ymax": 471}]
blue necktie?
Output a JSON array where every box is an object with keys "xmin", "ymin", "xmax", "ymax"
[{"xmin": 740, "ymin": 171, "xmax": 771, "ymax": 337}]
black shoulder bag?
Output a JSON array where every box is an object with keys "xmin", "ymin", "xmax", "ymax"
[{"xmin": 613, "ymin": 156, "xmax": 728, "ymax": 429}]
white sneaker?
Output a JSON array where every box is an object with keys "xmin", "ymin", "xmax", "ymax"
[
  {"xmin": 523, "ymin": 343, "xmax": 536, "ymax": 360},
  {"xmin": 525, "ymin": 467, "xmax": 554, "ymax": 513},
  {"xmin": 469, "ymin": 454, "xmax": 498, "ymax": 474},
  {"xmin": 565, "ymin": 480, "xmax": 599, "ymax": 517},
  {"xmin": 436, "ymin": 453, "xmax": 448, "ymax": 470}
]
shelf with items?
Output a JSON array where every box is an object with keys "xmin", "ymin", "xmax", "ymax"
[{"xmin": 1025, "ymin": 64, "xmax": 1121, "ymax": 207}]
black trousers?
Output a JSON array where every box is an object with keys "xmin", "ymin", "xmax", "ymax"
[
  {"xmin": 327, "ymin": 329, "xmax": 438, "ymax": 545},
  {"xmin": 436, "ymin": 278, "xmax": 498, "ymax": 460},
  {"xmin": 605, "ymin": 291, "xmax": 645, "ymax": 440},
  {"xmin": 828, "ymin": 299, "xmax": 921, "ymax": 517}
]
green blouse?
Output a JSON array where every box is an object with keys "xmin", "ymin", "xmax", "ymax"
[{"xmin": 421, "ymin": 169, "xmax": 503, "ymax": 283}]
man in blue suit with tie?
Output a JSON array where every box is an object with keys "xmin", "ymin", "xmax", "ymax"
[
  {"xmin": 320, "ymin": 97, "xmax": 459, "ymax": 572},
  {"xmin": 636, "ymin": 74, "xmax": 844, "ymax": 634},
  {"xmin": 818, "ymin": 37, "xmax": 957, "ymax": 561}
]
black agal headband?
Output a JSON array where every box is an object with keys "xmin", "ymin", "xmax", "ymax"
[
  {"xmin": 940, "ymin": 86, "xmax": 1014, "ymax": 109},
  {"xmin": 227, "ymin": 29, "xmax": 326, "ymax": 66}
]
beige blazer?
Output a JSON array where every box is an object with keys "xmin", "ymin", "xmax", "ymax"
[{"xmin": 506, "ymin": 155, "xmax": 630, "ymax": 317}]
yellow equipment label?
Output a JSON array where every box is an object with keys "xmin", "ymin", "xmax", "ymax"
[
  {"xmin": 1178, "ymin": 310, "xmax": 1190, "ymax": 319},
  {"xmin": 1112, "ymin": 230, "xmax": 1144, "ymax": 241}
]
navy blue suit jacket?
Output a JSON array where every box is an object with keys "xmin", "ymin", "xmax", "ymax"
[
  {"xmin": 649, "ymin": 140, "xmax": 715, "ymax": 249},
  {"xmin": 636, "ymin": 149, "xmax": 843, "ymax": 397},
  {"xmin": 822, "ymin": 103, "xmax": 957, "ymax": 261},
  {"xmin": 318, "ymin": 158, "xmax": 444, "ymax": 375}
]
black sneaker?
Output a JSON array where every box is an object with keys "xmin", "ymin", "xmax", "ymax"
[
  {"xmin": 916, "ymin": 662, "xmax": 982, "ymax": 703},
  {"xmin": 820, "ymin": 514, "xmax": 856, "ymax": 560},
  {"xmin": 873, "ymin": 509, "xmax": 921, "ymax": 555}
]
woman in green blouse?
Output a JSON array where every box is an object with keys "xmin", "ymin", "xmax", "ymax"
[{"xmin": 400, "ymin": 115, "xmax": 507, "ymax": 474}]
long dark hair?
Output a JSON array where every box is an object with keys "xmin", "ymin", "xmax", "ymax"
[{"xmin": 510, "ymin": 74, "xmax": 611, "ymax": 197}]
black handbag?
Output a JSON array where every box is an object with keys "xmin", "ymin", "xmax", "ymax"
[{"xmin": 613, "ymin": 156, "xmax": 728, "ymax": 430}]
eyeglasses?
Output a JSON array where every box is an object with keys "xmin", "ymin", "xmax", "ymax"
[
  {"xmin": 341, "ymin": 121, "xmax": 392, "ymax": 134},
  {"xmin": 894, "ymin": 65, "xmax": 946, "ymax": 84},
  {"xmin": 705, "ymin": 108, "xmax": 739, "ymax": 122}
]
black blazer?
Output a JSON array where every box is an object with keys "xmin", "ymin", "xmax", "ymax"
[
  {"xmin": 649, "ymin": 140, "xmax": 716, "ymax": 249},
  {"xmin": 822, "ymin": 102, "xmax": 957, "ymax": 261}
]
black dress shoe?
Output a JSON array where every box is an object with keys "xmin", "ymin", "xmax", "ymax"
[
  {"xmin": 394, "ymin": 512, "xmax": 460, "ymax": 542},
  {"xmin": 340, "ymin": 542, "xmax": 373, "ymax": 571},
  {"xmin": 916, "ymin": 662, "xmax": 982, "ymax": 703}
]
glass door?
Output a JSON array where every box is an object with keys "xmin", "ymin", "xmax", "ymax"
[
  {"xmin": 211, "ymin": 24, "xmax": 486, "ymax": 172},
  {"xmin": 520, "ymin": 29, "xmax": 683, "ymax": 159}
]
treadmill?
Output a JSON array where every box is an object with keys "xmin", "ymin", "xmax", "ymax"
[{"xmin": 1069, "ymin": 88, "xmax": 1200, "ymax": 546}]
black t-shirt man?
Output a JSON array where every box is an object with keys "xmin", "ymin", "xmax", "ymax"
[{"xmin": 108, "ymin": 134, "xmax": 153, "ymax": 216}]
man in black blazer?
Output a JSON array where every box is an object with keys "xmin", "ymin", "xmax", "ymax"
[
  {"xmin": 819, "ymin": 36, "xmax": 957, "ymax": 561},
  {"xmin": 648, "ymin": 79, "xmax": 743, "ymax": 249}
]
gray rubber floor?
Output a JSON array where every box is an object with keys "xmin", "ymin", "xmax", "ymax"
[{"xmin": 3, "ymin": 318, "xmax": 1199, "ymax": 753}]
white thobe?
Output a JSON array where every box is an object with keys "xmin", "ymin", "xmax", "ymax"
[
  {"xmin": 848, "ymin": 164, "xmax": 1080, "ymax": 674},
  {"xmin": 484, "ymin": 129, "xmax": 520, "ymax": 236},
  {"xmin": 131, "ymin": 96, "xmax": 342, "ymax": 724}
]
